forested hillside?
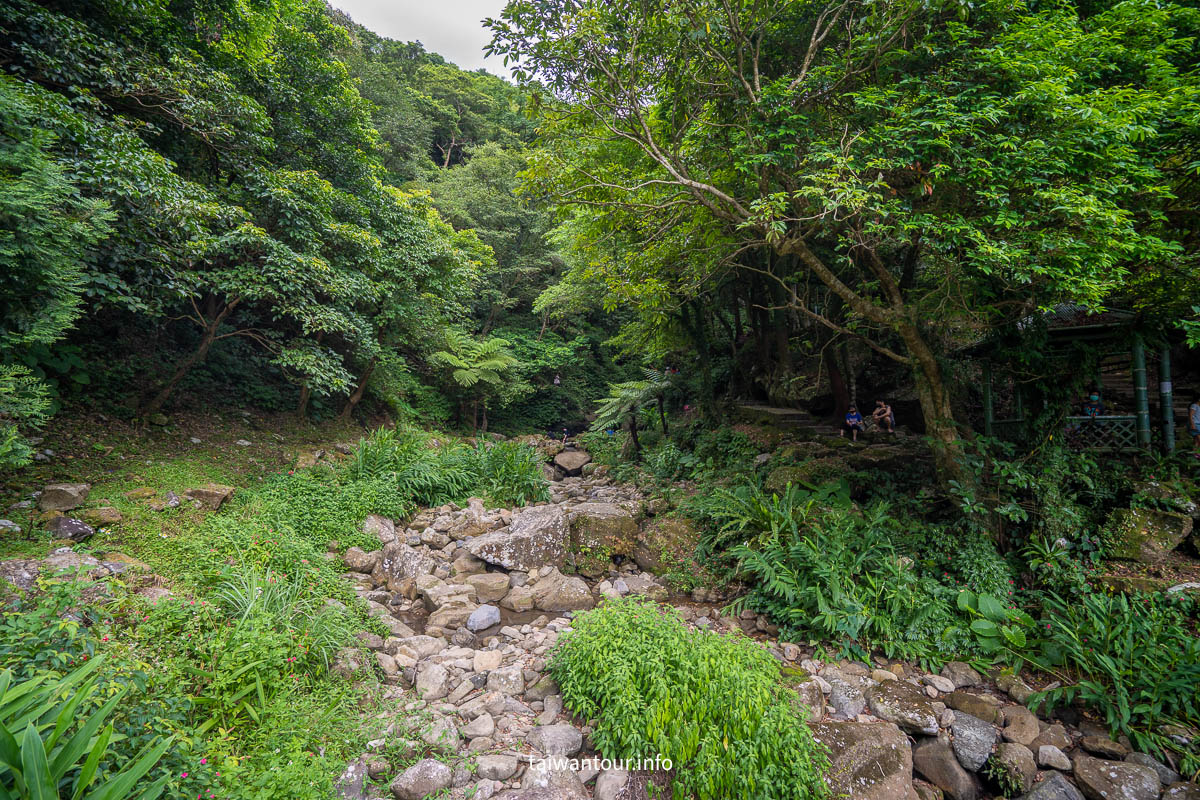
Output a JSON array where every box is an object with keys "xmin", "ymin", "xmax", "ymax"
[{"xmin": 2, "ymin": 1, "xmax": 1200, "ymax": 799}]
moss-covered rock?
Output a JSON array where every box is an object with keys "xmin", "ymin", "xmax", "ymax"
[
  {"xmin": 633, "ymin": 517, "xmax": 699, "ymax": 575},
  {"xmin": 1105, "ymin": 508, "xmax": 1193, "ymax": 564},
  {"xmin": 565, "ymin": 503, "xmax": 638, "ymax": 578},
  {"xmin": 765, "ymin": 457, "xmax": 851, "ymax": 492}
]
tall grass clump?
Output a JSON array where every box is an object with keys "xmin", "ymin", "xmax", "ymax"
[{"xmin": 549, "ymin": 598, "xmax": 829, "ymax": 800}]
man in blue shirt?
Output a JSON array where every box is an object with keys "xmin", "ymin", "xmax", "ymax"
[{"xmin": 840, "ymin": 405, "xmax": 865, "ymax": 442}]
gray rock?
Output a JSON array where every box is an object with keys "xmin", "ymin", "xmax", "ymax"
[
  {"xmin": 1003, "ymin": 705, "xmax": 1041, "ymax": 747},
  {"xmin": 826, "ymin": 675, "xmax": 867, "ymax": 719},
  {"xmin": 952, "ymin": 712, "xmax": 998, "ymax": 771},
  {"xmin": 467, "ymin": 604, "xmax": 501, "ymax": 632},
  {"xmin": 941, "ymin": 661, "xmax": 982, "ymax": 689},
  {"xmin": 810, "ymin": 721, "xmax": 919, "ymax": 800},
  {"xmin": 335, "ymin": 759, "xmax": 368, "ymax": 799},
  {"xmin": 1016, "ymin": 772, "xmax": 1086, "ymax": 800},
  {"xmin": 923, "ymin": 674, "xmax": 956, "ymax": 694},
  {"xmin": 526, "ymin": 724, "xmax": 583, "ymax": 756},
  {"xmin": 991, "ymin": 743, "xmax": 1037, "ymax": 795},
  {"xmin": 866, "ymin": 680, "xmax": 939, "ymax": 735},
  {"xmin": 594, "ymin": 768, "xmax": 629, "ymax": 800},
  {"xmin": 46, "ymin": 517, "xmax": 94, "ymax": 543},
  {"xmin": 1038, "ymin": 746, "xmax": 1072, "ymax": 771},
  {"xmin": 913, "ymin": 739, "xmax": 980, "ymax": 800},
  {"xmin": 38, "ymin": 483, "xmax": 89, "ymax": 512},
  {"xmin": 462, "ymin": 714, "xmax": 494, "ymax": 739},
  {"xmin": 486, "ymin": 665, "xmax": 525, "ymax": 695},
  {"xmin": 553, "ymin": 449, "xmax": 592, "ymax": 476},
  {"xmin": 390, "ymin": 758, "xmax": 452, "ymax": 800},
  {"xmin": 468, "ymin": 505, "xmax": 569, "ymax": 572},
  {"xmin": 1074, "ymin": 754, "xmax": 1160, "ymax": 800},
  {"xmin": 415, "ymin": 663, "xmax": 449, "ymax": 700},
  {"xmin": 1164, "ymin": 783, "xmax": 1200, "ymax": 799},
  {"xmin": 1125, "ymin": 753, "xmax": 1180, "ymax": 786},
  {"xmin": 476, "ymin": 754, "xmax": 518, "ymax": 781}
]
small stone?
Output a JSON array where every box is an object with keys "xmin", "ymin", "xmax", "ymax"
[
  {"xmin": 1125, "ymin": 752, "xmax": 1180, "ymax": 786},
  {"xmin": 1016, "ymin": 772, "xmax": 1085, "ymax": 800},
  {"xmin": 415, "ymin": 663, "xmax": 449, "ymax": 700},
  {"xmin": 466, "ymin": 604, "xmax": 501, "ymax": 632},
  {"xmin": 462, "ymin": 714, "xmax": 495, "ymax": 739},
  {"xmin": 1080, "ymin": 735, "xmax": 1131, "ymax": 759},
  {"xmin": 476, "ymin": 754, "xmax": 518, "ymax": 782},
  {"xmin": 486, "ymin": 665, "xmax": 524, "ymax": 695},
  {"xmin": 1039, "ymin": 745, "xmax": 1072, "ymax": 771},
  {"xmin": 924, "ymin": 674, "xmax": 956, "ymax": 694},
  {"xmin": 1002, "ymin": 706, "xmax": 1041, "ymax": 747},
  {"xmin": 941, "ymin": 661, "xmax": 982, "ymax": 689},
  {"xmin": 952, "ymin": 712, "xmax": 998, "ymax": 772},
  {"xmin": 526, "ymin": 724, "xmax": 583, "ymax": 756},
  {"xmin": 38, "ymin": 483, "xmax": 90, "ymax": 512},
  {"xmin": 473, "ymin": 649, "xmax": 503, "ymax": 672},
  {"xmin": 46, "ymin": 517, "xmax": 94, "ymax": 543},
  {"xmin": 913, "ymin": 739, "xmax": 980, "ymax": 800}
]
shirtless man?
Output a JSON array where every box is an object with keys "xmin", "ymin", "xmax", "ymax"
[{"xmin": 872, "ymin": 399, "xmax": 895, "ymax": 433}]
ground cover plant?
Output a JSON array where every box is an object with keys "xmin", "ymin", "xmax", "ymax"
[{"xmin": 549, "ymin": 597, "xmax": 830, "ymax": 800}]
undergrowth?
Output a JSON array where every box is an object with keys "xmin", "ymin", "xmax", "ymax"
[{"xmin": 549, "ymin": 598, "xmax": 829, "ymax": 800}]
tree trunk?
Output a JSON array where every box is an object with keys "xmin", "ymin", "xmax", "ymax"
[
  {"xmin": 898, "ymin": 322, "xmax": 964, "ymax": 480},
  {"xmin": 472, "ymin": 397, "xmax": 479, "ymax": 434},
  {"xmin": 657, "ymin": 397, "xmax": 668, "ymax": 435},
  {"xmin": 481, "ymin": 403, "xmax": 488, "ymax": 433},
  {"xmin": 340, "ymin": 357, "xmax": 377, "ymax": 420},
  {"xmin": 143, "ymin": 301, "xmax": 236, "ymax": 415},
  {"xmin": 296, "ymin": 385, "xmax": 311, "ymax": 417},
  {"xmin": 628, "ymin": 414, "xmax": 641, "ymax": 459}
]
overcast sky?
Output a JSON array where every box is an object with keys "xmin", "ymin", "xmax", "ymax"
[{"xmin": 332, "ymin": 0, "xmax": 511, "ymax": 75}]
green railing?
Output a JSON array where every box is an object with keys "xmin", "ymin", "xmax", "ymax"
[{"xmin": 1062, "ymin": 415, "xmax": 1140, "ymax": 451}]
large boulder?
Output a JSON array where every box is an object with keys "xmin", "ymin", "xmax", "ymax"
[
  {"xmin": 865, "ymin": 680, "xmax": 939, "ymax": 735},
  {"xmin": 912, "ymin": 739, "xmax": 981, "ymax": 800},
  {"xmin": 531, "ymin": 569, "xmax": 595, "ymax": 612},
  {"xmin": 38, "ymin": 483, "xmax": 89, "ymax": 512},
  {"xmin": 376, "ymin": 541, "xmax": 437, "ymax": 588},
  {"xmin": 810, "ymin": 721, "xmax": 919, "ymax": 800},
  {"xmin": 633, "ymin": 517, "xmax": 700, "ymax": 574},
  {"xmin": 951, "ymin": 712, "xmax": 998, "ymax": 772},
  {"xmin": 1106, "ymin": 508, "xmax": 1193, "ymax": 564},
  {"xmin": 565, "ymin": 503, "xmax": 638, "ymax": 577},
  {"xmin": 553, "ymin": 448, "xmax": 592, "ymax": 477},
  {"xmin": 468, "ymin": 505, "xmax": 569, "ymax": 572},
  {"xmin": 1074, "ymin": 755, "xmax": 1161, "ymax": 800}
]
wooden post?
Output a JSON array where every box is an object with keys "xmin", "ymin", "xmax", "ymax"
[
  {"xmin": 1132, "ymin": 335, "xmax": 1151, "ymax": 449},
  {"xmin": 982, "ymin": 362, "xmax": 994, "ymax": 437},
  {"xmin": 1160, "ymin": 345, "xmax": 1174, "ymax": 454}
]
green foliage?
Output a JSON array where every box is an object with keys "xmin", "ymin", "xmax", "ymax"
[
  {"xmin": 1033, "ymin": 591, "xmax": 1200, "ymax": 777},
  {"xmin": 464, "ymin": 440, "xmax": 551, "ymax": 506},
  {"xmin": 727, "ymin": 505, "xmax": 970, "ymax": 662},
  {"xmin": 0, "ymin": 658, "xmax": 172, "ymax": 800},
  {"xmin": 0, "ymin": 366, "xmax": 52, "ymax": 469},
  {"xmin": 688, "ymin": 481, "xmax": 850, "ymax": 559},
  {"xmin": 549, "ymin": 598, "xmax": 829, "ymax": 800},
  {"xmin": 343, "ymin": 426, "xmax": 548, "ymax": 508},
  {"xmin": 956, "ymin": 590, "xmax": 1035, "ymax": 664}
]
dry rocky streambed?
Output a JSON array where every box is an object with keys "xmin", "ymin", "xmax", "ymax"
[{"xmin": 4, "ymin": 452, "xmax": 1198, "ymax": 800}]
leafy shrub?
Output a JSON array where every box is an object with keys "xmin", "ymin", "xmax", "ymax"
[
  {"xmin": 1033, "ymin": 591, "xmax": 1200, "ymax": 776},
  {"xmin": 0, "ymin": 579, "xmax": 93, "ymax": 679},
  {"xmin": 728, "ymin": 505, "xmax": 969, "ymax": 661},
  {"xmin": 0, "ymin": 658, "xmax": 172, "ymax": 800},
  {"xmin": 687, "ymin": 481, "xmax": 850, "ymax": 560},
  {"xmin": 0, "ymin": 365, "xmax": 52, "ymax": 468},
  {"xmin": 464, "ymin": 439, "xmax": 550, "ymax": 506},
  {"xmin": 549, "ymin": 598, "xmax": 829, "ymax": 800}
]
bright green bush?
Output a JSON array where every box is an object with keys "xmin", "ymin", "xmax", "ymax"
[
  {"xmin": 549, "ymin": 598, "xmax": 829, "ymax": 800},
  {"xmin": 1034, "ymin": 591, "xmax": 1200, "ymax": 776}
]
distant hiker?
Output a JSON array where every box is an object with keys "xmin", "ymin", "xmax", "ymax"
[
  {"xmin": 1190, "ymin": 396, "xmax": 1200, "ymax": 455},
  {"xmin": 1082, "ymin": 392, "xmax": 1105, "ymax": 417},
  {"xmin": 840, "ymin": 405, "xmax": 864, "ymax": 441},
  {"xmin": 872, "ymin": 399, "xmax": 895, "ymax": 433},
  {"xmin": 561, "ymin": 427, "xmax": 569, "ymax": 444},
  {"xmin": 553, "ymin": 373, "xmax": 561, "ymax": 386}
]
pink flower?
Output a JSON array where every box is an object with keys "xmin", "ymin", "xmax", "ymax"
[
  {"xmin": 182, "ymin": 772, "xmax": 188, "ymax": 778},
  {"xmin": 200, "ymin": 758, "xmax": 207, "ymax": 765}
]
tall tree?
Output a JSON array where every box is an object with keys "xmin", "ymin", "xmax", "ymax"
[{"xmin": 489, "ymin": 0, "xmax": 1196, "ymax": 479}]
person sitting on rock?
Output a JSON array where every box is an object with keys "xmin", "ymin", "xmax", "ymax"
[
  {"xmin": 872, "ymin": 399, "xmax": 895, "ymax": 433},
  {"xmin": 840, "ymin": 405, "xmax": 864, "ymax": 441}
]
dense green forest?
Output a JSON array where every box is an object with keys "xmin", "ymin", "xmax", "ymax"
[{"xmin": 2, "ymin": 0, "xmax": 1200, "ymax": 799}]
